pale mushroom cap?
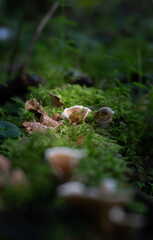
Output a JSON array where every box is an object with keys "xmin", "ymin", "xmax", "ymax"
[
  {"xmin": 109, "ymin": 206, "xmax": 126, "ymax": 222},
  {"xmin": 100, "ymin": 178, "xmax": 117, "ymax": 193},
  {"xmin": 109, "ymin": 206, "xmax": 145, "ymax": 229},
  {"xmin": 61, "ymin": 105, "xmax": 92, "ymax": 120},
  {"xmin": 57, "ymin": 181, "xmax": 133, "ymax": 208},
  {"xmin": 98, "ymin": 107, "xmax": 114, "ymax": 116},
  {"xmin": 45, "ymin": 147, "xmax": 87, "ymax": 163},
  {"xmin": 44, "ymin": 147, "xmax": 87, "ymax": 179},
  {"xmin": 94, "ymin": 107, "xmax": 115, "ymax": 127},
  {"xmin": 57, "ymin": 181, "xmax": 86, "ymax": 197}
]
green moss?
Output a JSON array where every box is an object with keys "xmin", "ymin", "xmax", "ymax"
[
  {"xmin": 29, "ymin": 83, "xmax": 143, "ymax": 150},
  {"xmin": 1, "ymin": 83, "xmax": 144, "ymax": 206}
]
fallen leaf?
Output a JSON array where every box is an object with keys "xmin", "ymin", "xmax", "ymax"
[
  {"xmin": 22, "ymin": 121, "xmax": 63, "ymax": 134},
  {"xmin": 22, "ymin": 121, "xmax": 50, "ymax": 133},
  {"xmin": 25, "ymin": 99, "xmax": 64, "ymax": 131},
  {"xmin": 25, "ymin": 98, "xmax": 45, "ymax": 119},
  {"xmin": 49, "ymin": 92, "xmax": 65, "ymax": 107},
  {"xmin": 40, "ymin": 114, "xmax": 61, "ymax": 127}
]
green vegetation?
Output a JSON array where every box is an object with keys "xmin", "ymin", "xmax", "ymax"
[{"xmin": 0, "ymin": 0, "xmax": 153, "ymax": 239}]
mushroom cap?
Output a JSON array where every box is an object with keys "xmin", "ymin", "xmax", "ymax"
[
  {"xmin": 45, "ymin": 147, "xmax": 86, "ymax": 162},
  {"xmin": 61, "ymin": 105, "xmax": 91, "ymax": 123},
  {"xmin": 97, "ymin": 107, "xmax": 114, "ymax": 115},
  {"xmin": 57, "ymin": 181, "xmax": 86, "ymax": 197},
  {"xmin": 45, "ymin": 147, "xmax": 87, "ymax": 179},
  {"xmin": 94, "ymin": 107, "xmax": 114, "ymax": 125},
  {"xmin": 109, "ymin": 206, "xmax": 145, "ymax": 229},
  {"xmin": 100, "ymin": 178, "xmax": 117, "ymax": 193},
  {"xmin": 57, "ymin": 180, "xmax": 133, "ymax": 207}
]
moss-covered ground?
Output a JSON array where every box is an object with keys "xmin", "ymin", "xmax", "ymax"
[{"xmin": 0, "ymin": 1, "xmax": 153, "ymax": 239}]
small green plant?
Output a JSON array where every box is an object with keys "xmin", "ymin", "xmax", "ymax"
[{"xmin": 0, "ymin": 121, "xmax": 22, "ymax": 139}]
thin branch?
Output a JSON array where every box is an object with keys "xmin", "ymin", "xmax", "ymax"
[{"xmin": 20, "ymin": 0, "xmax": 61, "ymax": 74}]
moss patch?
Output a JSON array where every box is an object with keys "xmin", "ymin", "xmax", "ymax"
[{"xmin": 0, "ymin": 83, "xmax": 144, "ymax": 207}]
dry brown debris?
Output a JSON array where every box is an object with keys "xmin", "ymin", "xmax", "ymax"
[
  {"xmin": 49, "ymin": 92, "xmax": 65, "ymax": 107},
  {"xmin": 23, "ymin": 98, "xmax": 63, "ymax": 133},
  {"xmin": 22, "ymin": 121, "xmax": 49, "ymax": 134}
]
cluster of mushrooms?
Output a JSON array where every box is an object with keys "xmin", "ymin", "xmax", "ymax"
[
  {"xmin": 22, "ymin": 92, "xmax": 114, "ymax": 133},
  {"xmin": 44, "ymin": 146, "xmax": 145, "ymax": 238},
  {"xmin": 1, "ymin": 92, "xmax": 144, "ymax": 238},
  {"xmin": 0, "ymin": 154, "xmax": 28, "ymax": 188}
]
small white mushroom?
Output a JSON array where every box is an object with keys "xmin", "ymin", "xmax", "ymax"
[
  {"xmin": 61, "ymin": 105, "xmax": 91, "ymax": 124},
  {"xmin": 100, "ymin": 178, "xmax": 117, "ymax": 193},
  {"xmin": 56, "ymin": 179, "xmax": 134, "ymax": 233},
  {"xmin": 45, "ymin": 147, "xmax": 87, "ymax": 180},
  {"xmin": 109, "ymin": 206, "xmax": 145, "ymax": 230},
  {"xmin": 94, "ymin": 107, "xmax": 114, "ymax": 127},
  {"xmin": 57, "ymin": 181, "xmax": 86, "ymax": 197}
]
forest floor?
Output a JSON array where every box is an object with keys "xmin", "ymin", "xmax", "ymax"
[{"xmin": 0, "ymin": 1, "xmax": 153, "ymax": 240}]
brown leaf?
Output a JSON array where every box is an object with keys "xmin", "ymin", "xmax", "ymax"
[
  {"xmin": 40, "ymin": 114, "xmax": 61, "ymax": 127},
  {"xmin": 25, "ymin": 98, "xmax": 63, "ymax": 130},
  {"xmin": 49, "ymin": 92, "xmax": 65, "ymax": 107},
  {"xmin": 22, "ymin": 121, "xmax": 49, "ymax": 133},
  {"xmin": 25, "ymin": 98, "xmax": 45, "ymax": 119},
  {"xmin": 22, "ymin": 121, "xmax": 63, "ymax": 134}
]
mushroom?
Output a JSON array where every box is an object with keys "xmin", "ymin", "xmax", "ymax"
[
  {"xmin": 56, "ymin": 180, "xmax": 134, "ymax": 232},
  {"xmin": 9, "ymin": 168, "xmax": 28, "ymax": 187},
  {"xmin": 61, "ymin": 105, "xmax": 91, "ymax": 124},
  {"xmin": 100, "ymin": 178, "xmax": 117, "ymax": 193},
  {"xmin": 0, "ymin": 154, "xmax": 11, "ymax": 174},
  {"xmin": 109, "ymin": 206, "xmax": 145, "ymax": 235},
  {"xmin": 57, "ymin": 181, "xmax": 86, "ymax": 196},
  {"xmin": 94, "ymin": 107, "xmax": 114, "ymax": 128},
  {"xmin": 45, "ymin": 147, "xmax": 86, "ymax": 180}
]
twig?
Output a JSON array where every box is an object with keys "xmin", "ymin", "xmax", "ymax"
[{"xmin": 20, "ymin": 0, "xmax": 61, "ymax": 74}]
